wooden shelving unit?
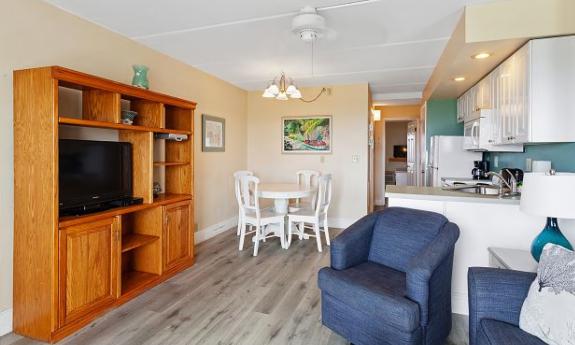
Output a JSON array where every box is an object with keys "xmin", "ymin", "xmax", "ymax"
[
  {"xmin": 122, "ymin": 234, "xmax": 159, "ymax": 253},
  {"xmin": 13, "ymin": 66, "xmax": 196, "ymax": 343}
]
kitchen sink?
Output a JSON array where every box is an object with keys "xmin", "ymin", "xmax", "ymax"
[{"xmin": 443, "ymin": 184, "xmax": 502, "ymax": 196}]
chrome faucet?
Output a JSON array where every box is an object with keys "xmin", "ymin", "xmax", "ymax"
[{"xmin": 487, "ymin": 169, "xmax": 518, "ymax": 194}]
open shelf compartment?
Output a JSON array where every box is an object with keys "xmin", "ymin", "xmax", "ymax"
[{"xmin": 120, "ymin": 207, "xmax": 163, "ymax": 295}]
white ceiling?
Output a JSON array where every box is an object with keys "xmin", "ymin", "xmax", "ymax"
[{"xmin": 46, "ymin": 0, "xmax": 491, "ymax": 103}]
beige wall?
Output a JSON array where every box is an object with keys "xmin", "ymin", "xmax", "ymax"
[
  {"xmin": 373, "ymin": 105, "xmax": 420, "ymax": 204},
  {"xmin": 247, "ymin": 85, "xmax": 370, "ymax": 225},
  {"xmin": 0, "ymin": 0, "xmax": 247, "ymax": 313}
]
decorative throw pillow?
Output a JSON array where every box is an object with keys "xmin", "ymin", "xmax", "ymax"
[{"xmin": 519, "ymin": 243, "xmax": 575, "ymax": 345}]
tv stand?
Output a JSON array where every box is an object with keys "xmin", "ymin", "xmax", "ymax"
[
  {"xmin": 60, "ymin": 197, "xmax": 144, "ymax": 217},
  {"xmin": 14, "ymin": 66, "xmax": 196, "ymax": 343}
]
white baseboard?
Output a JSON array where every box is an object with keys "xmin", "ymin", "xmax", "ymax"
[
  {"xmin": 195, "ymin": 216, "xmax": 238, "ymax": 244},
  {"xmin": 327, "ymin": 217, "xmax": 358, "ymax": 229},
  {"xmin": 0, "ymin": 308, "xmax": 12, "ymax": 337},
  {"xmin": 452, "ymin": 291, "xmax": 469, "ymax": 315}
]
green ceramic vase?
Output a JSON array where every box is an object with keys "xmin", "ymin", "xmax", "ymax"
[
  {"xmin": 531, "ymin": 217, "xmax": 574, "ymax": 261},
  {"xmin": 132, "ymin": 64, "xmax": 149, "ymax": 89}
]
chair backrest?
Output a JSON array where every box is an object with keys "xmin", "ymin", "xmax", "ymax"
[
  {"xmin": 368, "ymin": 207, "xmax": 448, "ymax": 272},
  {"xmin": 238, "ymin": 175, "xmax": 261, "ymax": 217},
  {"xmin": 234, "ymin": 171, "xmax": 253, "ymax": 208},
  {"xmin": 296, "ymin": 170, "xmax": 321, "ymax": 189},
  {"xmin": 315, "ymin": 174, "xmax": 332, "ymax": 216}
]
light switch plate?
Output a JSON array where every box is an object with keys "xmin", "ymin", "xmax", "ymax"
[{"xmin": 352, "ymin": 155, "xmax": 359, "ymax": 163}]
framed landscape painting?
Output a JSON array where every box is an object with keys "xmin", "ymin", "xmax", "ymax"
[
  {"xmin": 202, "ymin": 114, "xmax": 225, "ymax": 152},
  {"xmin": 282, "ymin": 116, "xmax": 332, "ymax": 153}
]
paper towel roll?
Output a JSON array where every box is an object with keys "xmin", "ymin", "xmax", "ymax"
[{"xmin": 532, "ymin": 160, "xmax": 552, "ymax": 172}]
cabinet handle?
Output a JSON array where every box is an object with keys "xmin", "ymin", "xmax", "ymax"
[{"xmin": 488, "ymin": 140, "xmax": 494, "ymax": 143}]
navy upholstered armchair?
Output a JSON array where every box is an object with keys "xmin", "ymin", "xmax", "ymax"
[
  {"xmin": 468, "ymin": 267, "xmax": 546, "ymax": 345},
  {"xmin": 318, "ymin": 207, "xmax": 460, "ymax": 345}
]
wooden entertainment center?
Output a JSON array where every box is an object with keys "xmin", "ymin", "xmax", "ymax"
[{"xmin": 13, "ymin": 66, "xmax": 196, "ymax": 342}]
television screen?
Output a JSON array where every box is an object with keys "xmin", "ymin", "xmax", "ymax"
[
  {"xmin": 394, "ymin": 145, "xmax": 407, "ymax": 158},
  {"xmin": 59, "ymin": 139, "xmax": 132, "ymax": 210}
]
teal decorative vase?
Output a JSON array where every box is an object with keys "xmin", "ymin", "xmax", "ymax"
[
  {"xmin": 531, "ymin": 217, "xmax": 573, "ymax": 261},
  {"xmin": 132, "ymin": 65, "xmax": 149, "ymax": 89}
]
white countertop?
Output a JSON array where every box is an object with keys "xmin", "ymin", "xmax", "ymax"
[{"xmin": 385, "ymin": 185, "xmax": 520, "ymax": 205}]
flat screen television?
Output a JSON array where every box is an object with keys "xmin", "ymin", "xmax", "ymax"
[
  {"xmin": 59, "ymin": 139, "xmax": 132, "ymax": 213},
  {"xmin": 394, "ymin": 145, "xmax": 407, "ymax": 158}
]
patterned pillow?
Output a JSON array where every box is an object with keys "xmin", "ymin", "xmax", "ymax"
[{"xmin": 520, "ymin": 243, "xmax": 575, "ymax": 345}]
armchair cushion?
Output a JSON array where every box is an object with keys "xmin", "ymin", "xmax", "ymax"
[
  {"xmin": 477, "ymin": 319, "xmax": 547, "ymax": 345},
  {"xmin": 368, "ymin": 207, "xmax": 448, "ymax": 272},
  {"xmin": 318, "ymin": 261, "xmax": 420, "ymax": 332}
]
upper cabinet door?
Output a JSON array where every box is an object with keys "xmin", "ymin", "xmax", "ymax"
[
  {"xmin": 512, "ymin": 44, "xmax": 530, "ymax": 143},
  {"xmin": 59, "ymin": 217, "xmax": 120, "ymax": 327},
  {"xmin": 163, "ymin": 200, "xmax": 193, "ymax": 271},
  {"xmin": 476, "ymin": 75, "xmax": 493, "ymax": 110}
]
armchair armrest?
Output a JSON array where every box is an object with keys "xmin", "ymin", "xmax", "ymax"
[
  {"xmin": 468, "ymin": 267, "xmax": 536, "ymax": 345},
  {"xmin": 330, "ymin": 212, "xmax": 378, "ymax": 270},
  {"xmin": 405, "ymin": 222, "xmax": 460, "ymax": 327}
]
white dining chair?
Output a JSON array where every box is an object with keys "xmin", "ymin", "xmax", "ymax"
[
  {"xmin": 234, "ymin": 170, "xmax": 253, "ymax": 236},
  {"xmin": 237, "ymin": 175, "xmax": 286, "ymax": 256},
  {"xmin": 290, "ymin": 170, "xmax": 321, "ymax": 212},
  {"xmin": 287, "ymin": 174, "xmax": 332, "ymax": 252}
]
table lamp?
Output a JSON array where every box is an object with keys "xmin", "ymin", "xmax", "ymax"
[{"xmin": 520, "ymin": 171, "xmax": 575, "ymax": 261}]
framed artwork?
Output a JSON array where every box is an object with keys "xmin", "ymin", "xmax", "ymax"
[
  {"xmin": 202, "ymin": 114, "xmax": 225, "ymax": 152},
  {"xmin": 282, "ymin": 116, "xmax": 332, "ymax": 153}
]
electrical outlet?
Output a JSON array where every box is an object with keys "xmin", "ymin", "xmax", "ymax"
[{"xmin": 352, "ymin": 155, "xmax": 359, "ymax": 163}]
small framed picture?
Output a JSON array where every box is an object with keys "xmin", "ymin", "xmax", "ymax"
[
  {"xmin": 282, "ymin": 115, "xmax": 332, "ymax": 154},
  {"xmin": 202, "ymin": 114, "xmax": 225, "ymax": 152}
]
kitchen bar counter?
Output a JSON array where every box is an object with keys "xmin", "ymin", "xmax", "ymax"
[
  {"xmin": 385, "ymin": 184, "xmax": 575, "ymax": 316},
  {"xmin": 385, "ymin": 185, "xmax": 520, "ymax": 205}
]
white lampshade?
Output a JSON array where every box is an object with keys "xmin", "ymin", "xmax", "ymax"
[
  {"xmin": 276, "ymin": 92, "xmax": 289, "ymax": 101},
  {"xmin": 520, "ymin": 172, "xmax": 575, "ymax": 219},
  {"xmin": 286, "ymin": 84, "xmax": 297, "ymax": 95},
  {"xmin": 290, "ymin": 89, "xmax": 302, "ymax": 99},
  {"xmin": 267, "ymin": 84, "xmax": 279, "ymax": 95},
  {"xmin": 262, "ymin": 87, "xmax": 276, "ymax": 98}
]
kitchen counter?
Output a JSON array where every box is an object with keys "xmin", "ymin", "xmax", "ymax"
[{"xmin": 385, "ymin": 185, "xmax": 520, "ymax": 205}]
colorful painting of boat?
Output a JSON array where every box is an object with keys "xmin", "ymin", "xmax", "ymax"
[{"xmin": 282, "ymin": 116, "xmax": 331, "ymax": 153}]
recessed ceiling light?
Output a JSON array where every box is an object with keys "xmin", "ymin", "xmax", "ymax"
[
  {"xmin": 453, "ymin": 77, "xmax": 466, "ymax": 82},
  {"xmin": 472, "ymin": 52, "xmax": 491, "ymax": 59}
]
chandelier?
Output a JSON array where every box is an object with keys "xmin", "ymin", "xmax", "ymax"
[{"xmin": 262, "ymin": 73, "xmax": 302, "ymax": 100}]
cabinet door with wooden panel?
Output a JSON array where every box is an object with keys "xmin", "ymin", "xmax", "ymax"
[
  {"xmin": 163, "ymin": 200, "xmax": 193, "ymax": 271},
  {"xmin": 58, "ymin": 217, "xmax": 120, "ymax": 327}
]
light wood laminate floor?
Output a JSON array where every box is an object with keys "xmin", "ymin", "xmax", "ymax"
[{"xmin": 1, "ymin": 228, "xmax": 468, "ymax": 345}]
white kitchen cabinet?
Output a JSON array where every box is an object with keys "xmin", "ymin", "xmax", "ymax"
[
  {"xmin": 456, "ymin": 96, "xmax": 465, "ymax": 123},
  {"xmin": 475, "ymin": 74, "xmax": 493, "ymax": 111},
  {"xmin": 496, "ymin": 35, "xmax": 575, "ymax": 144}
]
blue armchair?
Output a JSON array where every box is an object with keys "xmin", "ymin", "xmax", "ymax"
[
  {"xmin": 318, "ymin": 207, "xmax": 460, "ymax": 345},
  {"xmin": 468, "ymin": 267, "xmax": 546, "ymax": 345}
]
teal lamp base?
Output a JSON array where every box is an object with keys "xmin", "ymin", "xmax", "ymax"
[{"xmin": 531, "ymin": 217, "xmax": 573, "ymax": 262}]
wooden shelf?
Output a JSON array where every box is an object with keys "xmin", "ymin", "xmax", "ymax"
[
  {"xmin": 59, "ymin": 193, "xmax": 192, "ymax": 227},
  {"xmin": 121, "ymin": 271, "xmax": 159, "ymax": 296},
  {"xmin": 153, "ymin": 161, "xmax": 189, "ymax": 167},
  {"xmin": 388, "ymin": 157, "xmax": 407, "ymax": 162},
  {"xmin": 59, "ymin": 117, "xmax": 192, "ymax": 135},
  {"xmin": 122, "ymin": 234, "xmax": 159, "ymax": 253}
]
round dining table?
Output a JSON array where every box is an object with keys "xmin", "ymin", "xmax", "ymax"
[
  {"xmin": 258, "ymin": 183, "xmax": 314, "ymax": 214},
  {"xmin": 256, "ymin": 183, "xmax": 315, "ymax": 249}
]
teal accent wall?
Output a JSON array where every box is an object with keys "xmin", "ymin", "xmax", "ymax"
[
  {"xmin": 426, "ymin": 99, "xmax": 463, "ymax": 148},
  {"xmin": 485, "ymin": 143, "xmax": 575, "ymax": 172}
]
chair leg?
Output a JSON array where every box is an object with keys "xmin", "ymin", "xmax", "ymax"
[
  {"xmin": 299, "ymin": 222, "xmax": 304, "ymax": 240},
  {"xmin": 287, "ymin": 219, "xmax": 293, "ymax": 248},
  {"xmin": 239, "ymin": 221, "xmax": 246, "ymax": 251},
  {"xmin": 237, "ymin": 211, "xmax": 241, "ymax": 236},
  {"xmin": 323, "ymin": 216, "xmax": 330, "ymax": 246},
  {"xmin": 253, "ymin": 224, "xmax": 261, "ymax": 256},
  {"xmin": 314, "ymin": 223, "xmax": 322, "ymax": 252},
  {"xmin": 279, "ymin": 220, "xmax": 286, "ymax": 249}
]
